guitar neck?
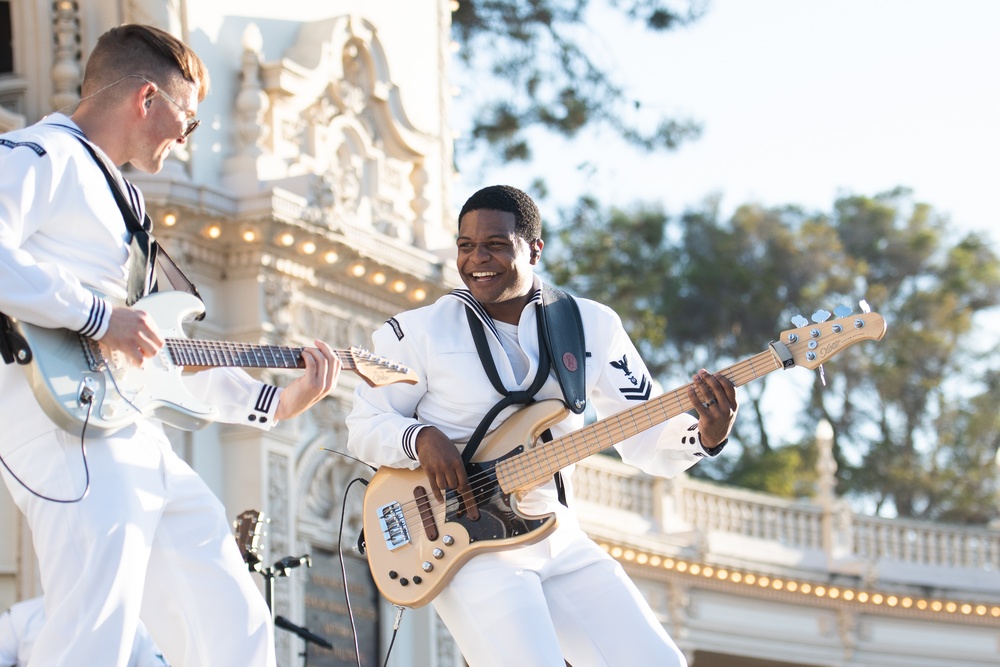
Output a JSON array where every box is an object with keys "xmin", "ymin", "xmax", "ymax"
[
  {"xmin": 495, "ymin": 349, "xmax": 783, "ymax": 495},
  {"xmin": 165, "ymin": 338, "xmax": 359, "ymax": 372}
]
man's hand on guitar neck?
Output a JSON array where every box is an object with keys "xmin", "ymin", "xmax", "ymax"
[
  {"xmin": 99, "ymin": 305, "xmax": 165, "ymax": 367},
  {"xmin": 687, "ymin": 369, "xmax": 738, "ymax": 450},
  {"xmin": 274, "ymin": 340, "xmax": 342, "ymax": 422},
  {"xmin": 414, "ymin": 428, "xmax": 481, "ymax": 521}
]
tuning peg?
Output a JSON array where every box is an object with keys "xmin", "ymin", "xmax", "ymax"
[
  {"xmin": 811, "ymin": 309, "xmax": 832, "ymax": 323},
  {"xmin": 791, "ymin": 314, "xmax": 809, "ymax": 328},
  {"xmin": 833, "ymin": 305, "xmax": 852, "ymax": 319},
  {"xmin": 859, "ymin": 299, "xmax": 871, "ymax": 314}
]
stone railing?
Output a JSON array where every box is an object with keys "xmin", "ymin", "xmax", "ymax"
[
  {"xmin": 572, "ymin": 455, "xmax": 1000, "ymax": 597},
  {"xmin": 851, "ymin": 514, "xmax": 1000, "ymax": 571}
]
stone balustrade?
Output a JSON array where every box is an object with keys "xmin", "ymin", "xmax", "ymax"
[{"xmin": 572, "ymin": 455, "xmax": 1000, "ymax": 600}]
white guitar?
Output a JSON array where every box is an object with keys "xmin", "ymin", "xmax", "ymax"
[{"xmin": 7, "ymin": 291, "xmax": 417, "ymax": 436}]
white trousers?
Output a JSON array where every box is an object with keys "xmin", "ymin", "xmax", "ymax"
[
  {"xmin": 0, "ymin": 422, "xmax": 275, "ymax": 667},
  {"xmin": 431, "ymin": 526, "xmax": 686, "ymax": 667}
]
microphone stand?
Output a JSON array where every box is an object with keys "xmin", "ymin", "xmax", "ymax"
[
  {"xmin": 275, "ymin": 614, "xmax": 334, "ymax": 667},
  {"xmin": 257, "ymin": 553, "xmax": 333, "ymax": 667}
]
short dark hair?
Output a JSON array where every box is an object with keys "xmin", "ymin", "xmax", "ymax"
[
  {"xmin": 458, "ymin": 185, "xmax": 541, "ymax": 243},
  {"xmin": 83, "ymin": 24, "xmax": 210, "ymax": 101}
]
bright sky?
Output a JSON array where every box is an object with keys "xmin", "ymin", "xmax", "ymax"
[{"xmin": 457, "ymin": 0, "xmax": 1000, "ymax": 242}]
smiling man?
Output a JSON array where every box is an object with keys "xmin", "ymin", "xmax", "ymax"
[
  {"xmin": 347, "ymin": 184, "xmax": 738, "ymax": 667},
  {"xmin": 0, "ymin": 24, "xmax": 341, "ymax": 667}
]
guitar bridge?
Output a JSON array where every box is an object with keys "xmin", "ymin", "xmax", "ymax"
[
  {"xmin": 80, "ymin": 335, "xmax": 106, "ymax": 371},
  {"xmin": 377, "ymin": 501, "xmax": 410, "ymax": 551}
]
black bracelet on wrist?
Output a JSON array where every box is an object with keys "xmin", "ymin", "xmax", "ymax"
[{"xmin": 698, "ymin": 434, "xmax": 729, "ymax": 456}]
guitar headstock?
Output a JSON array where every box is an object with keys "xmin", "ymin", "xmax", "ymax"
[
  {"xmin": 775, "ymin": 305, "xmax": 887, "ymax": 371},
  {"xmin": 349, "ymin": 346, "xmax": 419, "ymax": 387},
  {"xmin": 233, "ymin": 509, "xmax": 267, "ymax": 573}
]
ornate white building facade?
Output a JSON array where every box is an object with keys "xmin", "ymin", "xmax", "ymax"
[{"xmin": 0, "ymin": 2, "xmax": 997, "ymax": 666}]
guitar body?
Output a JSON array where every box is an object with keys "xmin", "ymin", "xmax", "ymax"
[
  {"xmin": 362, "ymin": 400, "xmax": 570, "ymax": 608},
  {"xmin": 16, "ymin": 291, "xmax": 216, "ymax": 436}
]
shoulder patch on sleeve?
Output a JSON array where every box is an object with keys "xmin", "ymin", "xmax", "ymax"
[
  {"xmin": 386, "ymin": 317, "xmax": 404, "ymax": 341},
  {"xmin": 0, "ymin": 138, "xmax": 46, "ymax": 156}
]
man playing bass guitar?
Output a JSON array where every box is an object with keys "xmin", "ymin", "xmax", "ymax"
[{"xmin": 347, "ymin": 184, "xmax": 738, "ymax": 667}]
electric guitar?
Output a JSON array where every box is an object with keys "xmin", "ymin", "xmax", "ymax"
[
  {"xmin": 8, "ymin": 290, "xmax": 418, "ymax": 436},
  {"xmin": 234, "ymin": 509, "xmax": 267, "ymax": 573},
  {"xmin": 361, "ymin": 306, "xmax": 887, "ymax": 607}
]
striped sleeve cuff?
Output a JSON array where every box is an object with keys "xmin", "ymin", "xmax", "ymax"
[
  {"xmin": 402, "ymin": 423, "xmax": 426, "ymax": 461},
  {"xmin": 80, "ymin": 294, "xmax": 111, "ymax": 340},
  {"xmin": 243, "ymin": 383, "xmax": 282, "ymax": 430}
]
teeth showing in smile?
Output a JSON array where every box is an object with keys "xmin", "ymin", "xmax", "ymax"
[{"xmin": 472, "ymin": 272, "xmax": 497, "ymax": 278}]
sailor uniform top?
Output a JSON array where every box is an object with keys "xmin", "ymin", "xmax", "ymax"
[
  {"xmin": 347, "ymin": 285, "xmax": 726, "ymax": 519},
  {"xmin": 0, "ymin": 114, "xmax": 282, "ymax": 440}
]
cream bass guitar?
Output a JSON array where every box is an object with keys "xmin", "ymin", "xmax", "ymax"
[
  {"xmin": 7, "ymin": 291, "xmax": 417, "ymax": 436},
  {"xmin": 361, "ymin": 305, "xmax": 887, "ymax": 607}
]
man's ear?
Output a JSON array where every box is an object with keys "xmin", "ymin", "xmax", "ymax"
[{"xmin": 529, "ymin": 238, "xmax": 544, "ymax": 263}]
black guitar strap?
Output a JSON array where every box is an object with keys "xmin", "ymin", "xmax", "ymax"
[
  {"xmin": 538, "ymin": 284, "xmax": 587, "ymax": 415},
  {"xmin": 462, "ymin": 306, "xmax": 551, "ymax": 465},
  {"xmin": 0, "ymin": 314, "xmax": 27, "ymax": 365},
  {"xmin": 74, "ymin": 137, "xmax": 205, "ymax": 318},
  {"xmin": 462, "ymin": 286, "xmax": 587, "ymax": 507}
]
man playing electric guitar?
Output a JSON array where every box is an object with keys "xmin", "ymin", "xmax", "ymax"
[
  {"xmin": 0, "ymin": 25, "xmax": 340, "ymax": 667},
  {"xmin": 347, "ymin": 185, "xmax": 738, "ymax": 667}
]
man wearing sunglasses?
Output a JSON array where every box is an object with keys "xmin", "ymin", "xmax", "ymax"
[{"xmin": 0, "ymin": 24, "xmax": 339, "ymax": 667}]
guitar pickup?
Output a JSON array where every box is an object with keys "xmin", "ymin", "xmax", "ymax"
[
  {"xmin": 413, "ymin": 486, "xmax": 439, "ymax": 542},
  {"xmin": 377, "ymin": 501, "xmax": 410, "ymax": 551}
]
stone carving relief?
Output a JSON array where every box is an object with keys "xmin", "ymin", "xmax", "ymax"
[
  {"xmin": 234, "ymin": 15, "xmax": 434, "ymax": 249},
  {"xmin": 297, "ymin": 417, "xmax": 370, "ymax": 551},
  {"xmin": 233, "ymin": 24, "xmax": 269, "ymax": 158},
  {"xmin": 263, "ymin": 273, "xmax": 297, "ymax": 338}
]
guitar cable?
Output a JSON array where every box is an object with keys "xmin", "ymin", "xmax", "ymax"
[
  {"xmin": 0, "ymin": 394, "xmax": 92, "ymax": 504},
  {"xmin": 337, "ymin": 475, "xmax": 373, "ymax": 667},
  {"xmin": 326, "ymin": 448, "xmax": 407, "ymax": 667}
]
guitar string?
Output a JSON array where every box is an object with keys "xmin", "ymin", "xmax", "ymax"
[
  {"xmin": 164, "ymin": 339, "xmax": 411, "ymax": 379},
  {"xmin": 382, "ymin": 351, "xmax": 785, "ymax": 532},
  {"xmin": 164, "ymin": 339, "xmax": 366, "ymax": 372}
]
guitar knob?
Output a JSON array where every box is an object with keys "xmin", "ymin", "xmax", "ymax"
[
  {"xmin": 442, "ymin": 535, "xmax": 454, "ymax": 546},
  {"xmin": 422, "ymin": 561, "xmax": 434, "ymax": 572},
  {"xmin": 432, "ymin": 548, "xmax": 444, "ymax": 560}
]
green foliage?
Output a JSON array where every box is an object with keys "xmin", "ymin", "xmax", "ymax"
[
  {"xmin": 452, "ymin": 0, "xmax": 703, "ymax": 162},
  {"xmin": 722, "ymin": 442, "xmax": 817, "ymax": 499},
  {"xmin": 545, "ymin": 188, "xmax": 1000, "ymax": 523}
]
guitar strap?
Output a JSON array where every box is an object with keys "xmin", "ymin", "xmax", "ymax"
[
  {"xmin": 74, "ymin": 137, "xmax": 205, "ymax": 319},
  {"xmin": 462, "ymin": 286, "xmax": 587, "ymax": 507},
  {"xmin": 0, "ymin": 313, "xmax": 28, "ymax": 365}
]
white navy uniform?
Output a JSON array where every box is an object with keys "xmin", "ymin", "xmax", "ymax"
[
  {"xmin": 0, "ymin": 115, "xmax": 279, "ymax": 666},
  {"xmin": 0, "ymin": 597, "xmax": 168, "ymax": 667},
  {"xmin": 347, "ymin": 285, "xmax": 725, "ymax": 667}
]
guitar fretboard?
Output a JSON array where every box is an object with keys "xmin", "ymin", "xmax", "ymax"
[
  {"xmin": 495, "ymin": 349, "xmax": 783, "ymax": 494},
  {"xmin": 165, "ymin": 339, "xmax": 359, "ymax": 371}
]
